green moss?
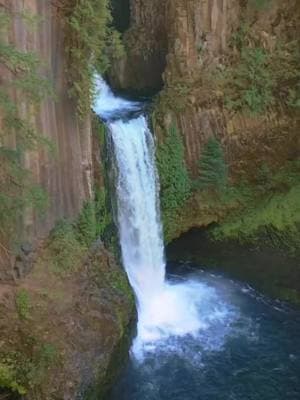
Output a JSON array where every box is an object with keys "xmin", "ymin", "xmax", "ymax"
[
  {"xmin": 0, "ymin": 362, "xmax": 26, "ymax": 395},
  {"xmin": 47, "ymin": 220, "xmax": 86, "ymax": 277},
  {"xmin": 107, "ymin": 269, "xmax": 134, "ymax": 303},
  {"xmin": 0, "ymin": 340, "xmax": 58, "ymax": 396},
  {"xmin": 207, "ymin": 160, "xmax": 300, "ymax": 253},
  {"xmin": 248, "ymin": 0, "xmax": 272, "ymax": 10},
  {"xmin": 212, "ymin": 185, "xmax": 300, "ymax": 249},
  {"xmin": 76, "ymin": 202, "xmax": 98, "ymax": 247},
  {"xmin": 15, "ymin": 288, "xmax": 31, "ymax": 320}
]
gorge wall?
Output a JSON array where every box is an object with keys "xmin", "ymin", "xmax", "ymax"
[
  {"xmin": 111, "ymin": 0, "xmax": 300, "ymax": 245},
  {"xmin": 0, "ymin": 0, "xmax": 93, "ymax": 278},
  {"xmin": 0, "ymin": 1, "xmax": 136, "ymax": 397}
]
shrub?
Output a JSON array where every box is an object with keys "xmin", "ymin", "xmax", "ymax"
[
  {"xmin": 224, "ymin": 47, "xmax": 274, "ymax": 114},
  {"xmin": 221, "ymin": 29, "xmax": 299, "ymax": 114},
  {"xmin": 48, "ymin": 220, "xmax": 85, "ymax": 276},
  {"xmin": 0, "ymin": 362, "xmax": 26, "ymax": 395},
  {"xmin": 76, "ymin": 201, "xmax": 97, "ymax": 247},
  {"xmin": 198, "ymin": 137, "xmax": 228, "ymax": 192}
]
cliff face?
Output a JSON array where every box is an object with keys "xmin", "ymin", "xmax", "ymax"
[
  {"xmin": 111, "ymin": 0, "xmax": 300, "ymax": 244},
  {"xmin": 111, "ymin": 0, "xmax": 299, "ymax": 169},
  {"xmin": 154, "ymin": 0, "xmax": 299, "ymax": 173},
  {"xmin": 109, "ymin": 0, "xmax": 168, "ymax": 93},
  {"xmin": 0, "ymin": 0, "xmax": 93, "ymax": 278}
]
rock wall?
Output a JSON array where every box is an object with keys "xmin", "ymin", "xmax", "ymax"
[
  {"xmin": 155, "ymin": 0, "xmax": 300, "ymax": 174},
  {"xmin": 0, "ymin": 0, "xmax": 93, "ymax": 277},
  {"xmin": 111, "ymin": 0, "xmax": 300, "ymax": 243},
  {"xmin": 111, "ymin": 0, "xmax": 299, "ymax": 173},
  {"xmin": 109, "ymin": 0, "xmax": 168, "ymax": 93}
]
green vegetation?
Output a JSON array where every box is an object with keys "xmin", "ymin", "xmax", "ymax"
[
  {"xmin": 76, "ymin": 190, "xmax": 112, "ymax": 247},
  {"xmin": 248, "ymin": 0, "xmax": 272, "ymax": 10},
  {"xmin": 15, "ymin": 288, "xmax": 31, "ymax": 320},
  {"xmin": 92, "ymin": 113, "xmax": 119, "ymax": 252},
  {"xmin": 94, "ymin": 188, "xmax": 114, "ymax": 243},
  {"xmin": 47, "ymin": 187, "xmax": 113, "ymax": 276},
  {"xmin": 198, "ymin": 137, "xmax": 228, "ymax": 192},
  {"xmin": 0, "ymin": 340, "xmax": 58, "ymax": 396},
  {"xmin": 0, "ymin": 8, "xmax": 53, "ymax": 245},
  {"xmin": 222, "ymin": 47, "xmax": 274, "ymax": 114},
  {"xmin": 76, "ymin": 201, "xmax": 98, "ymax": 247},
  {"xmin": 209, "ymin": 160, "xmax": 300, "ymax": 254},
  {"xmin": 156, "ymin": 123, "xmax": 191, "ymax": 239},
  {"xmin": 63, "ymin": 0, "xmax": 124, "ymax": 117},
  {"xmin": 0, "ymin": 362, "xmax": 26, "ymax": 395},
  {"xmin": 219, "ymin": 21, "xmax": 300, "ymax": 114},
  {"xmin": 47, "ymin": 220, "xmax": 86, "ymax": 276}
]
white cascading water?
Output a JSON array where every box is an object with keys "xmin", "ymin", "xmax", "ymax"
[{"xmin": 94, "ymin": 77, "xmax": 235, "ymax": 358}]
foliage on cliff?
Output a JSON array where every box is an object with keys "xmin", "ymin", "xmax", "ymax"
[
  {"xmin": 63, "ymin": 0, "xmax": 124, "ymax": 117},
  {"xmin": 218, "ymin": 20, "xmax": 300, "ymax": 114},
  {"xmin": 0, "ymin": 7, "xmax": 53, "ymax": 247},
  {"xmin": 211, "ymin": 160, "xmax": 300, "ymax": 254},
  {"xmin": 198, "ymin": 138, "xmax": 228, "ymax": 192},
  {"xmin": 156, "ymin": 123, "xmax": 191, "ymax": 240}
]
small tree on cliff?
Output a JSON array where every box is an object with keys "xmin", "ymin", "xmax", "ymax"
[
  {"xmin": 198, "ymin": 137, "xmax": 228, "ymax": 192},
  {"xmin": 157, "ymin": 123, "xmax": 191, "ymax": 212}
]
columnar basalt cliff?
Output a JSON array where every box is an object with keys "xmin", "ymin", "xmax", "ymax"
[
  {"xmin": 155, "ymin": 0, "xmax": 300, "ymax": 173},
  {"xmin": 0, "ymin": 0, "xmax": 93, "ymax": 278},
  {"xmin": 109, "ymin": 0, "xmax": 168, "ymax": 93},
  {"xmin": 111, "ymin": 0, "xmax": 300, "ymax": 247}
]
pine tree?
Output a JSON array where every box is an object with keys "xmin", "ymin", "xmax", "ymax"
[
  {"xmin": 157, "ymin": 123, "xmax": 191, "ymax": 211},
  {"xmin": 198, "ymin": 137, "xmax": 228, "ymax": 192}
]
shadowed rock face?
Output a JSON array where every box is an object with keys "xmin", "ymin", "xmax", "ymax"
[
  {"xmin": 108, "ymin": 0, "xmax": 168, "ymax": 94},
  {"xmin": 0, "ymin": 0, "xmax": 93, "ymax": 276}
]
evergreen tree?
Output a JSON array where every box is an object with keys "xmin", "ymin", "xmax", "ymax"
[
  {"xmin": 198, "ymin": 137, "xmax": 228, "ymax": 192},
  {"xmin": 157, "ymin": 123, "xmax": 191, "ymax": 212}
]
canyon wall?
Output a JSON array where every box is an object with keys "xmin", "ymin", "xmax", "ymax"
[
  {"xmin": 0, "ymin": 0, "xmax": 93, "ymax": 278},
  {"xmin": 109, "ymin": 0, "xmax": 168, "ymax": 92},
  {"xmin": 112, "ymin": 0, "xmax": 299, "ymax": 171},
  {"xmin": 155, "ymin": 0, "xmax": 299, "ymax": 173},
  {"xmin": 111, "ymin": 0, "xmax": 300, "ymax": 243}
]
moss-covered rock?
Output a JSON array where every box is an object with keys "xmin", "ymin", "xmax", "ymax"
[{"xmin": 0, "ymin": 237, "xmax": 135, "ymax": 399}]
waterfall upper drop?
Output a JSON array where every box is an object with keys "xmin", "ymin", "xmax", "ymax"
[
  {"xmin": 94, "ymin": 78, "xmax": 212, "ymax": 356},
  {"xmin": 94, "ymin": 77, "xmax": 165, "ymax": 301}
]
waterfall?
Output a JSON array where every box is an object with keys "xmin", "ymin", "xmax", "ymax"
[
  {"xmin": 93, "ymin": 78, "xmax": 218, "ymax": 357},
  {"xmin": 108, "ymin": 116, "xmax": 165, "ymax": 303}
]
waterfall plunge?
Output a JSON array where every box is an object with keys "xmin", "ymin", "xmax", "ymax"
[{"xmin": 94, "ymin": 78, "xmax": 210, "ymax": 357}]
